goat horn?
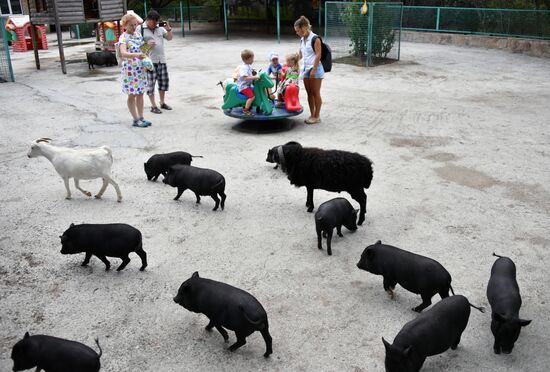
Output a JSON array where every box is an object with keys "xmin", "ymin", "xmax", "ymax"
[{"xmin": 36, "ymin": 138, "xmax": 52, "ymax": 143}]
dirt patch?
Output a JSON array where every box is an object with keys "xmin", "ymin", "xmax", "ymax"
[
  {"xmin": 390, "ymin": 136, "xmax": 452, "ymax": 149},
  {"xmin": 424, "ymin": 152, "xmax": 460, "ymax": 162},
  {"xmin": 434, "ymin": 164, "xmax": 499, "ymax": 190},
  {"xmin": 504, "ymin": 181, "xmax": 550, "ymax": 214}
]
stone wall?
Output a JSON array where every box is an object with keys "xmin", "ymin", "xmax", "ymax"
[{"xmin": 401, "ymin": 30, "xmax": 550, "ymax": 58}]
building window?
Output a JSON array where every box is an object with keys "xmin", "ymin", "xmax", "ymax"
[
  {"xmin": 10, "ymin": 0, "xmax": 21, "ymax": 13},
  {"xmin": 36, "ymin": 0, "xmax": 47, "ymax": 13},
  {"xmin": 0, "ymin": 0, "xmax": 22, "ymax": 14}
]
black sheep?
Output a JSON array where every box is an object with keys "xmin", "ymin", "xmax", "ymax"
[{"xmin": 277, "ymin": 142, "xmax": 373, "ymax": 225}]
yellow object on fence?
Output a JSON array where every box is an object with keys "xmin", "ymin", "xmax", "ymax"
[{"xmin": 361, "ymin": 1, "xmax": 368, "ymax": 15}]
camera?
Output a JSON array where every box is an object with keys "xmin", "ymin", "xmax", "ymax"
[{"xmin": 159, "ymin": 21, "xmax": 167, "ymax": 27}]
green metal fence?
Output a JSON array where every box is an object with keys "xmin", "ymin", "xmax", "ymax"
[
  {"xmin": 325, "ymin": 2, "xmax": 402, "ymax": 67},
  {"xmin": 0, "ymin": 17, "xmax": 15, "ymax": 82},
  {"xmin": 141, "ymin": 4, "xmax": 221, "ymax": 23},
  {"xmin": 402, "ymin": 6, "xmax": 550, "ymax": 40}
]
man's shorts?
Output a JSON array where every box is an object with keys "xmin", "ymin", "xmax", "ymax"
[
  {"xmin": 239, "ymin": 87, "xmax": 254, "ymax": 98},
  {"xmin": 147, "ymin": 63, "xmax": 169, "ymax": 95}
]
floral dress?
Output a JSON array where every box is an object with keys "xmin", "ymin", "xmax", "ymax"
[{"xmin": 119, "ymin": 32, "xmax": 147, "ymax": 95}]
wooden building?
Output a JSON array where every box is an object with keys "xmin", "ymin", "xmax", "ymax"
[{"xmin": 27, "ymin": 0, "xmax": 126, "ymax": 73}]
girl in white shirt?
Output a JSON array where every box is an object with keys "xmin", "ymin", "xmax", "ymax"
[{"xmin": 295, "ymin": 15, "xmax": 324, "ymax": 124}]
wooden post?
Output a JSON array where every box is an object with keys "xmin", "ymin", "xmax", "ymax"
[
  {"xmin": 55, "ymin": 25, "xmax": 66, "ymax": 74},
  {"xmin": 51, "ymin": 0, "xmax": 66, "ymax": 74},
  {"xmin": 26, "ymin": 0, "xmax": 40, "ymax": 70}
]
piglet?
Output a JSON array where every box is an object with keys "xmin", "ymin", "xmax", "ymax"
[
  {"xmin": 357, "ymin": 240, "xmax": 454, "ymax": 312},
  {"xmin": 173, "ymin": 272, "xmax": 273, "ymax": 357},
  {"xmin": 487, "ymin": 253, "xmax": 531, "ymax": 354},
  {"xmin": 144, "ymin": 151, "xmax": 203, "ymax": 181},
  {"xmin": 86, "ymin": 51, "xmax": 117, "ymax": 69},
  {"xmin": 383, "ymin": 295, "xmax": 484, "ymax": 372},
  {"xmin": 315, "ymin": 197, "xmax": 358, "ymax": 255},
  {"xmin": 163, "ymin": 165, "xmax": 226, "ymax": 211},
  {"xmin": 11, "ymin": 332, "xmax": 102, "ymax": 372},
  {"xmin": 60, "ymin": 223, "xmax": 147, "ymax": 271}
]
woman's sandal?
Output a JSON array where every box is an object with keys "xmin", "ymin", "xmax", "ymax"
[
  {"xmin": 132, "ymin": 119, "xmax": 149, "ymax": 128},
  {"xmin": 139, "ymin": 118, "xmax": 152, "ymax": 127},
  {"xmin": 305, "ymin": 118, "xmax": 321, "ymax": 124}
]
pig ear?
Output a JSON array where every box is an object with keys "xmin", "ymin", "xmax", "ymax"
[
  {"xmin": 403, "ymin": 346, "xmax": 412, "ymax": 357},
  {"xmin": 520, "ymin": 319, "xmax": 531, "ymax": 327},
  {"xmin": 375, "ymin": 240, "xmax": 382, "ymax": 245},
  {"xmin": 493, "ymin": 313, "xmax": 506, "ymax": 322},
  {"xmin": 24, "ymin": 332, "xmax": 30, "ymax": 339},
  {"xmin": 70, "ymin": 223, "xmax": 75, "ymax": 227},
  {"xmin": 192, "ymin": 271, "xmax": 199, "ymax": 278},
  {"xmin": 382, "ymin": 337, "xmax": 391, "ymax": 351}
]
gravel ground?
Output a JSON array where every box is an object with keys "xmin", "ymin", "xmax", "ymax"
[{"xmin": 1, "ymin": 33, "xmax": 549, "ymax": 371}]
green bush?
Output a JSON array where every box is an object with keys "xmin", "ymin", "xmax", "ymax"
[
  {"xmin": 341, "ymin": 4, "xmax": 369, "ymax": 61},
  {"xmin": 340, "ymin": 3, "xmax": 397, "ymax": 62}
]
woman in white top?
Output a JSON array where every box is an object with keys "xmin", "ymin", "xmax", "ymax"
[{"xmin": 295, "ymin": 16, "xmax": 324, "ymax": 125}]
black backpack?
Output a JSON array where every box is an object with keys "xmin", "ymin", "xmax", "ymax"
[{"xmin": 311, "ymin": 35, "xmax": 332, "ymax": 72}]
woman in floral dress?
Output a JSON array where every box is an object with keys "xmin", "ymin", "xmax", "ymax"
[{"xmin": 119, "ymin": 14, "xmax": 152, "ymax": 128}]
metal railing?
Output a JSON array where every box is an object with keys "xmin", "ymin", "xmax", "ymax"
[
  {"xmin": 0, "ymin": 17, "xmax": 15, "ymax": 82},
  {"xmin": 402, "ymin": 6, "xmax": 550, "ymax": 40}
]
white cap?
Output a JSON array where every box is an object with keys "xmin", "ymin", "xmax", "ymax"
[{"xmin": 269, "ymin": 52, "xmax": 279, "ymax": 61}]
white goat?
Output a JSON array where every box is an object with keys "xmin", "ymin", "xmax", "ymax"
[{"xmin": 27, "ymin": 138, "xmax": 122, "ymax": 202}]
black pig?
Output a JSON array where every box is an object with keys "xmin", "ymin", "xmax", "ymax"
[
  {"xmin": 60, "ymin": 223, "xmax": 147, "ymax": 271},
  {"xmin": 86, "ymin": 51, "xmax": 117, "ymax": 69},
  {"xmin": 163, "ymin": 165, "xmax": 226, "ymax": 211},
  {"xmin": 487, "ymin": 253, "xmax": 531, "ymax": 354},
  {"xmin": 315, "ymin": 197, "xmax": 358, "ymax": 255},
  {"xmin": 266, "ymin": 141, "xmax": 301, "ymax": 170},
  {"xmin": 357, "ymin": 240, "xmax": 454, "ymax": 312},
  {"xmin": 144, "ymin": 151, "xmax": 203, "ymax": 181},
  {"xmin": 173, "ymin": 272, "xmax": 273, "ymax": 357},
  {"xmin": 11, "ymin": 332, "xmax": 102, "ymax": 372},
  {"xmin": 382, "ymin": 295, "xmax": 484, "ymax": 372}
]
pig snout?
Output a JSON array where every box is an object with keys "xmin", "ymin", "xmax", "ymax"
[{"xmin": 499, "ymin": 343, "xmax": 514, "ymax": 354}]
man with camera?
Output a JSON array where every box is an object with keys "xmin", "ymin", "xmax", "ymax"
[{"xmin": 139, "ymin": 10, "xmax": 174, "ymax": 114}]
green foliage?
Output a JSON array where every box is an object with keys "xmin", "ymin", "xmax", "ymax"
[
  {"xmin": 340, "ymin": 3, "xmax": 397, "ymax": 62},
  {"xmin": 371, "ymin": 5, "xmax": 397, "ymax": 58},
  {"xmin": 341, "ymin": 4, "xmax": 369, "ymax": 61}
]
